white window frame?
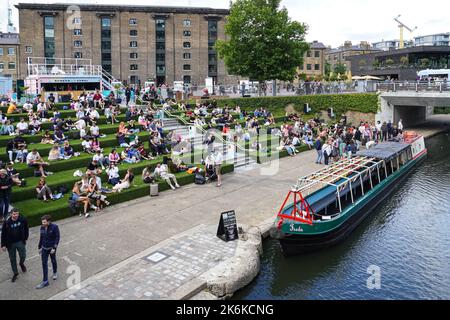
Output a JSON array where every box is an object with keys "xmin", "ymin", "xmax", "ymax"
[
  {"xmin": 8, "ymin": 62, "xmax": 16, "ymax": 70},
  {"xmin": 74, "ymin": 29, "xmax": 83, "ymax": 36},
  {"xmin": 183, "ymin": 42, "xmax": 191, "ymax": 49},
  {"xmin": 74, "ymin": 40, "xmax": 83, "ymax": 48},
  {"xmin": 73, "ymin": 17, "xmax": 82, "ymax": 25},
  {"xmin": 130, "ymin": 52, "xmax": 138, "ymax": 60},
  {"xmin": 129, "ymin": 18, "xmax": 137, "ymax": 26},
  {"xmin": 8, "ymin": 47, "xmax": 15, "ymax": 55},
  {"xmin": 130, "ymin": 41, "xmax": 138, "ymax": 48},
  {"xmin": 183, "ymin": 52, "xmax": 191, "ymax": 60},
  {"xmin": 183, "ymin": 19, "xmax": 191, "ymax": 27},
  {"xmin": 25, "ymin": 46, "xmax": 33, "ymax": 54},
  {"xmin": 183, "ymin": 64, "xmax": 191, "ymax": 71},
  {"xmin": 130, "ymin": 64, "xmax": 138, "ymax": 71}
]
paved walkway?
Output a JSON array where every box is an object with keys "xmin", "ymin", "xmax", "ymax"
[{"xmin": 0, "ymin": 149, "xmax": 320, "ymax": 300}]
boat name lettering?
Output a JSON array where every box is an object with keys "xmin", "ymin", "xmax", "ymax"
[{"xmin": 289, "ymin": 224, "xmax": 303, "ymax": 232}]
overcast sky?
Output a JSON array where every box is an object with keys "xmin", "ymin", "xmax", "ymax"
[{"xmin": 1, "ymin": 0, "xmax": 449, "ymax": 47}]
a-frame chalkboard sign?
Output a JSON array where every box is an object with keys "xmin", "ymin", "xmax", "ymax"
[{"xmin": 216, "ymin": 210, "xmax": 239, "ymax": 242}]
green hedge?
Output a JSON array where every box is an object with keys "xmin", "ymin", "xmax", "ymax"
[
  {"xmin": 201, "ymin": 93, "xmax": 379, "ymax": 117},
  {"xmin": 16, "ymin": 163, "xmax": 234, "ymax": 227}
]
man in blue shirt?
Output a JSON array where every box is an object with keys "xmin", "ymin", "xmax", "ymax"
[{"xmin": 36, "ymin": 215, "xmax": 60, "ymax": 289}]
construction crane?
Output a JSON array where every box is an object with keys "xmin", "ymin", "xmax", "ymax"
[{"xmin": 394, "ymin": 15, "xmax": 417, "ymax": 49}]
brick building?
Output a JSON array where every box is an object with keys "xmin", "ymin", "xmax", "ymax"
[
  {"xmin": 0, "ymin": 32, "xmax": 20, "ymax": 86},
  {"xmin": 16, "ymin": 3, "xmax": 234, "ymax": 86},
  {"xmin": 297, "ymin": 40, "xmax": 327, "ymax": 80}
]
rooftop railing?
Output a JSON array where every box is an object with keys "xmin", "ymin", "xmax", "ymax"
[{"xmin": 376, "ymin": 81, "xmax": 450, "ymax": 93}]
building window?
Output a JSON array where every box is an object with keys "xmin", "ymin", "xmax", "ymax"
[
  {"xmin": 156, "ymin": 53, "xmax": 165, "ymax": 62},
  {"xmin": 183, "ymin": 42, "xmax": 191, "ymax": 49},
  {"xmin": 208, "ymin": 65, "xmax": 217, "ymax": 73},
  {"xmin": 25, "ymin": 46, "xmax": 32, "ymax": 54},
  {"xmin": 307, "ymin": 64, "xmax": 312, "ymax": 70},
  {"xmin": 183, "ymin": 75, "xmax": 191, "ymax": 84},
  {"xmin": 299, "ymin": 64, "xmax": 304, "ymax": 70},
  {"xmin": 74, "ymin": 40, "xmax": 82, "ymax": 47},
  {"xmin": 130, "ymin": 52, "xmax": 138, "ymax": 59},
  {"xmin": 183, "ymin": 19, "xmax": 191, "ymax": 27},
  {"xmin": 130, "ymin": 30, "xmax": 138, "ymax": 37},
  {"xmin": 44, "ymin": 16, "xmax": 55, "ymax": 60},
  {"xmin": 307, "ymin": 51, "xmax": 312, "ymax": 57},
  {"xmin": 129, "ymin": 18, "xmax": 137, "ymax": 25},
  {"xmin": 0, "ymin": 63, "xmax": 4, "ymax": 70},
  {"xmin": 315, "ymin": 64, "xmax": 320, "ymax": 70},
  {"xmin": 156, "ymin": 65, "xmax": 165, "ymax": 74},
  {"xmin": 73, "ymin": 17, "xmax": 82, "ymax": 25},
  {"xmin": 74, "ymin": 52, "xmax": 82, "ymax": 59},
  {"xmin": 208, "ymin": 20, "xmax": 218, "ymax": 77},
  {"xmin": 130, "ymin": 64, "xmax": 138, "ymax": 70},
  {"xmin": 183, "ymin": 52, "xmax": 191, "ymax": 60},
  {"xmin": 183, "ymin": 30, "xmax": 191, "ymax": 37},
  {"xmin": 8, "ymin": 48, "xmax": 15, "ymax": 55},
  {"xmin": 130, "ymin": 75, "xmax": 139, "ymax": 84},
  {"xmin": 130, "ymin": 41, "xmax": 138, "ymax": 48},
  {"xmin": 8, "ymin": 62, "xmax": 16, "ymax": 70},
  {"xmin": 156, "ymin": 19, "xmax": 165, "ymax": 30},
  {"xmin": 74, "ymin": 29, "xmax": 82, "ymax": 36},
  {"xmin": 0, "ymin": 48, "xmax": 2, "ymax": 55},
  {"xmin": 183, "ymin": 64, "xmax": 191, "ymax": 71},
  {"xmin": 101, "ymin": 17, "xmax": 112, "ymax": 74},
  {"xmin": 314, "ymin": 51, "xmax": 320, "ymax": 58}
]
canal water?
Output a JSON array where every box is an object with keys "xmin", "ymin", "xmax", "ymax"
[{"xmin": 235, "ymin": 133, "xmax": 450, "ymax": 300}]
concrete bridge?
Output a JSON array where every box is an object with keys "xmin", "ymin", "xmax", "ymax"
[{"xmin": 377, "ymin": 90, "xmax": 450, "ymax": 127}]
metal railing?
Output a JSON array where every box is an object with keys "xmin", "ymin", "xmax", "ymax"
[
  {"xmin": 27, "ymin": 57, "xmax": 102, "ymax": 77},
  {"xmin": 376, "ymin": 81, "xmax": 450, "ymax": 93}
]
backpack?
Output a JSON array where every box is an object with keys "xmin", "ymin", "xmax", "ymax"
[
  {"xmin": 194, "ymin": 172, "xmax": 206, "ymax": 185},
  {"xmin": 58, "ymin": 185, "xmax": 68, "ymax": 195}
]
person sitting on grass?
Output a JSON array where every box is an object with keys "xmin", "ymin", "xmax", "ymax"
[
  {"xmin": 48, "ymin": 144, "xmax": 61, "ymax": 161},
  {"xmin": 167, "ymin": 156, "xmax": 188, "ymax": 173},
  {"xmin": 63, "ymin": 140, "xmax": 75, "ymax": 158},
  {"xmin": 89, "ymin": 122, "xmax": 100, "ymax": 139},
  {"xmin": 86, "ymin": 159, "xmax": 102, "ymax": 176},
  {"xmin": 16, "ymin": 118, "xmax": 29, "ymax": 135},
  {"xmin": 142, "ymin": 166, "xmax": 155, "ymax": 184},
  {"xmin": 26, "ymin": 149, "xmax": 48, "ymax": 178},
  {"xmin": 136, "ymin": 142, "xmax": 153, "ymax": 160},
  {"xmin": 36, "ymin": 177, "xmax": 53, "ymax": 202},
  {"xmin": 87, "ymin": 178, "xmax": 110, "ymax": 212},
  {"xmin": 108, "ymin": 149, "xmax": 121, "ymax": 166},
  {"xmin": 52, "ymin": 129, "xmax": 67, "ymax": 145},
  {"xmin": 91, "ymin": 137, "xmax": 102, "ymax": 153},
  {"xmin": 153, "ymin": 162, "xmax": 180, "ymax": 191},
  {"xmin": 106, "ymin": 163, "xmax": 120, "ymax": 186},
  {"xmin": 41, "ymin": 130, "xmax": 54, "ymax": 144},
  {"xmin": 112, "ymin": 168, "xmax": 134, "ymax": 193},
  {"xmin": 93, "ymin": 149, "xmax": 108, "ymax": 170},
  {"xmin": 5, "ymin": 162, "xmax": 23, "ymax": 187},
  {"xmin": 71, "ymin": 181, "xmax": 91, "ymax": 218},
  {"xmin": 0, "ymin": 120, "xmax": 15, "ymax": 135},
  {"xmin": 82, "ymin": 137, "xmax": 94, "ymax": 154},
  {"xmin": 116, "ymin": 131, "xmax": 129, "ymax": 148}
]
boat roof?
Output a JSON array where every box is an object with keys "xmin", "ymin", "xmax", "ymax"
[{"xmin": 356, "ymin": 142, "xmax": 411, "ymax": 161}]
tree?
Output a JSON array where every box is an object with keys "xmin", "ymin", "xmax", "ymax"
[
  {"xmin": 215, "ymin": 0, "xmax": 309, "ymax": 92},
  {"xmin": 400, "ymin": 56, "xmax": 409, "ymax": 66},
  {"xmin": 385, "ymin": 59, "xmax": 395, "ymax": 66},
  {"xmin": 334, "ymin": 63, "xmax": 346, "ymax": 75}
]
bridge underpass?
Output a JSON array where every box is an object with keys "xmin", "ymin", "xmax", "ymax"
[{"xmin": 378, "ymin": 91, "xmax": 450, "ymax": 128}]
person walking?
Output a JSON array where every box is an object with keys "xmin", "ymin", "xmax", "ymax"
[
  {"xmin": 314, "ymin": 138, "xmax": 323, "ymax": 164},
  {"xmin": 1, "ymin": 209, "xmax": 29, "ymax": 282},
  {"xmin": 0, "ymin": 169, "xmax": 13, "ymax": 222},
  {"xmin": 213, "ymin": 150, "xmax": 223, "ymax": 187},
  {"xmin": 36, "ymin": 215, "xmax": 60, "ymax": 289}
]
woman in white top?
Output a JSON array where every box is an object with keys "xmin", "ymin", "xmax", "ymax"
[{"xmin": 112, "ymin": 168, "xmax": 134, "ymax": 193}]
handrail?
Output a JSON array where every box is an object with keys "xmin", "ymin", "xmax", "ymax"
[{"xmin": 163, "ymin": 108, "xmax": 247, "ymax": 154}]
